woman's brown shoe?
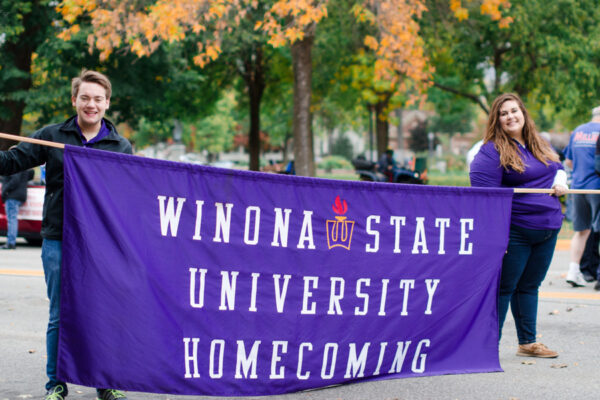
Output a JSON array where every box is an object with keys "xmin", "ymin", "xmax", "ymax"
[{"xmin": 516, "ymin": 343, "xmax": 558, "ymax": 358}]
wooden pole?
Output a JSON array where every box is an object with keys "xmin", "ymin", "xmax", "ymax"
[
  {"xmin": 2, "ymin": 130, "xmax": 600, "ymax": 195},
  {"xmin": 514, "ymin": 188, "xmax": 600, "ymax": 194},
  {"xmin": 0, "ymin": 132, "xmax": 64, "ymax": 149}
]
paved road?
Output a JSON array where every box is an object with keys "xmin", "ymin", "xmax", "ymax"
[{"xmin": 1, "ymin": 241, "xmax": 599, "ymax": 400}]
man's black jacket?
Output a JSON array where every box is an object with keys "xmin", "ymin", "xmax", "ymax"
[{"xmin": 0, "ymin": 116, "xmax": 132, "ymax": 239}]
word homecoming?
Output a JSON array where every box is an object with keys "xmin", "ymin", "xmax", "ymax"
[
  {"xmin": 182, "ymin": 337, "xmax": 433, "ymax": 381},
  {"xmin": 157, "ymin": 196, "xmax": 476, "ymax": 254}
]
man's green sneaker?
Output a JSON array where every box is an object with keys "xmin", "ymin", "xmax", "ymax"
[
  {"xmin": 45, "ymin": 384, "xmax": 68, "ymax": 400},
  {"xmin": 96, "ymin": 389, "xmax": 128, "ymax": 400}
]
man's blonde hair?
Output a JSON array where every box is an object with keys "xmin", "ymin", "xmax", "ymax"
[{"xmin": 71, "ymin": 69, "xmax": 112, "ymax": 99}]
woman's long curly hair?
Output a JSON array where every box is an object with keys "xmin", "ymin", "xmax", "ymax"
[{"xmin": 484, "ymin": 93, "xmax": 558, "ymax": 173}]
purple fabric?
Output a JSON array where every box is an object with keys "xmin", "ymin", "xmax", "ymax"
[
  {"xmin": 59, "ymin": 145, "xmax": 513, "ymax": 396},
  {"xmin": 470, "ymin": 141, "xmax": 564, "ymax": 230}
]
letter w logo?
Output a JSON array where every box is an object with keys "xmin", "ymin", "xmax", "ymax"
[{"xmin": 157, "ymin": 196, "xmax": 186, "ymax": 237}]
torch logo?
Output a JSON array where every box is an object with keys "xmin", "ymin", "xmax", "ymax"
[{"xmin": 326, "ymin": 196, "xmax": 355, "ymax": 250}]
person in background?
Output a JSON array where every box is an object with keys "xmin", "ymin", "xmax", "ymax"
[
  {"xmin": 579, "ymin": 232, "xmax": 599, "ymax": 283},
  {"xmin": 284, "ymin": 160, "xmax": 295, "ymax": 175},
  {"xmin": 1, "ymin": 151, "xmax": 33, "ymax": 249},
  {"xmin": 466, "ymin": 139, "xmax": 483, "ymax": 169},
  {"xmin": 0, "ymin": 70, "xmax": 131, "ymax": 400},
  {"xmin": 563, "ymin": 105, "xmax": 600, "ymax": 287},
  {"xmin": 377, "ymin": 148, "xmax": 397, "ymax": 182},
  {"xmin": 590, "ymin": 105, "xmax": 600, "ymax": 292},
  {"xmin": 470, "ymin": 93, "xmax": 567, "ymax": 358},
  {"xmin": 40, "ymin": 163, "xmax": 46, "ymax": 185}
]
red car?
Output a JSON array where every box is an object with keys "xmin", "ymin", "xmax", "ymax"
[{"xmin": 0, "ymin": 182, "xmax": 45, "ymax": 245}]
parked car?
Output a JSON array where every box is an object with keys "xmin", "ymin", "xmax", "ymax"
[{"xmin": 0, "ymin": 182, "xmax": 45, "ymax": 245}]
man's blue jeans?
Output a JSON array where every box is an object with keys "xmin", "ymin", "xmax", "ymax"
[
  {"xmin": 498, "ymin": 225, "xmax": 559, "ymax": 344},
  {"xmin": 4, "ymin": 199, "xmax": 21, "ymax": 246},
  {"xmin": 41, "ymin": 239, "xmax": 66, "ymax": 391}
]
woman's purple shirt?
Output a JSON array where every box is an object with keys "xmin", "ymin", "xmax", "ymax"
[{"xmin": 470, "ymin": 140, "xmax": 564, "ymax": 230}]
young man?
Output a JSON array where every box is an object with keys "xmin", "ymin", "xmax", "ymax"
[
  {"xmin": 564, "ymin": 106, "xmax": 600, "ymax": 288},
  {"xmin": 0, "ymin": 70, "xmax": 132, "ymax": 400}
]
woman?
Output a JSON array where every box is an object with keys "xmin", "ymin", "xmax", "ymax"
[{"xmin": 470, "ymin": 93, "xmax": 567, "ymax": 358}]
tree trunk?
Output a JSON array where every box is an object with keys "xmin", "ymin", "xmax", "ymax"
[
  {"xmin": 0, "ymin": 0, "xmax": 52, "ymax": 150},
  {"xmin": 375, "ymin": 99, "xmax": 390, "ymax": 158},
  {"xmin": 0, "ymin": 41, "xmax": 33, "ymax": 150},
  {"xmin": 0, "ymin": 99, "xmax": 27, "ymax": 150},
  {"xmin": 244, "ymin": 47, "xmax": 265, "ymax": 171},
  {"xmin": 291, "ymin": 36, "xmax": 315, "ymax": 177}
]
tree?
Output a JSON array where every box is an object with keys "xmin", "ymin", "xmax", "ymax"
[
  {"xmin": 258, "ymin": 53, "xmax": 294, "ymax": 161},
  {"xmin": 330, "ymin": 133, "xmax": 354, "ymax": 160},
  {"xmin": 0, "ymin": 0, "xmax": 58, "ymax": 149},
  {"xmin": 187, "ymin": 90, "xmax": 239, "ymax": 156},
  {"xmin": 305, "ymin": 0, "xmax": 368, "ymax": 161},
  {"xmin": 258, "ymin": 0, "xmax": 329, "ymax": 176},
  {"xmin": 205, "ymin": 2, "xmax": 277, "ymax": 170},
  {"xmin": 60, "ymin": 0, "xmax": 331, "ymax": 175},
  {"xmin": 427, "ymin": 77, "xmax": 476, "ymax": 135},
  {"xmin": 421, "ymin": 0, "xmax": 600, "ymax": 125},
  {"xmin": 262, "ymin": 0, "xmax": 513, "ymax": 163},
  {"xmin": 320, "ymin": 0, "xmax": 431, "ymax": 158},
  {"xmin": 57, "ymin": 0, "xmax": 280, "ymax": 171},
  {"xmin": 57, "ymin": 0, "xmax": 518, "ymax": 172}
]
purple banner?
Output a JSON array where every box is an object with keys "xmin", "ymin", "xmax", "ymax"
[{"xmin": 59, "ymin": 145, "xmax": 513, "ymax": 396}]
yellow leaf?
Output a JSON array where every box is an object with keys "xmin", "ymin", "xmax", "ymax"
[
  {"xmin": 192, "ymin": 23, "xmax": 204, "ymax": 34},
  {"xmin": 205, "ymin": 45, "xmax": 220, "ymax": 60},
  {"xmin": 449, "ymin": 0, "xmax": 461, "ymax": 12},
  {"xmin": 99, "ymin": 49, "xmax": 112, "ymax": 62},
  {"xmin": 57, "ymin": 29, "xmax": 72, "ymax": 41},
  {"xmin": 454, "ymin": 8, "xmax": 469, "ymax": 21},
  {"xmin": 193, "ymin": 54, "xmax": 208, "ymax": 68},
  {"xmin": 268, "ymin": 34, "xmax": 286, "ymax": 48},
  {"xmin": 498, "ymin": 16, "xmax": 513, "ymax": 28},
  {"xmin": 284, "ymin": 27, "xmax": 305, "ymax": 43},
  {"xmin": 364, "ymin": 35, "xmax": 378, "ymax": 50}
]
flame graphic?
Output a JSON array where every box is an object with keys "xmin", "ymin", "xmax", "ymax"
[{"xmin": 332, "ymin": 195, "xmax": 348, "ymax": 215}]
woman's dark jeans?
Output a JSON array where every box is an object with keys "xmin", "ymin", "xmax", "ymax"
[{"xmin": 498, "ymin": 224, "xmax": 559, "ymax": 344}]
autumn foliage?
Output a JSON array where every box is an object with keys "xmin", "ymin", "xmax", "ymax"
[
  {"xmin": 257, "ymin": 0, "xmax": 329, "ymax": 46},
  {"xmin": 58, "ymin": 0, "xmax": 511, "ymax": 97},
  {"xmin": 450, "ymin": 0, "xmax": 512, "ymax": 27},
  {"xmin": 350, "ymin": 0, "xmax": 431, "ymax": 107},
  {"xmin": 58, "ymin": 0, "xmax": 249, "ymax": 66}
]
